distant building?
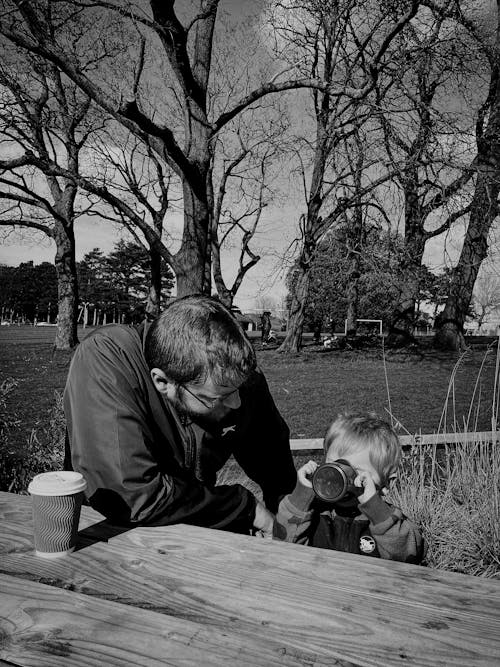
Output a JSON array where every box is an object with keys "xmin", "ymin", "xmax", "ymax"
[
  {"xmin": 240, "ymin": 312, "xmax": 286, "ymax": 332},
  {"xmin": 465, "ymin": 319, "xmax": 500, "ymax": 336},
  {"xmin": 231, "ymin": 310, "xmax": 258, "ymax": 332}
]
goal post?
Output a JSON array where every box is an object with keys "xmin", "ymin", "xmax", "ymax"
[{"xmin": 344, "ymin": 319, "xmax": 383, "ymax": 336}]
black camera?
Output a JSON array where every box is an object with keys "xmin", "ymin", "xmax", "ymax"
[{"xmin": 311, "ymin": 459, "xmax": 363, "ymax": 503}]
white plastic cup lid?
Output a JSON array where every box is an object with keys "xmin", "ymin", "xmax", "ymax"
[{"xmin": 27, "ymin": 471, "xmax": 87, "ymax": 496}]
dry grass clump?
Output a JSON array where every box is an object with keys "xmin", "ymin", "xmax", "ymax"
[
  {"xmin": 390, "ymin": 439, "xmax": 500, "ymax": 578},
  {"xmin": 389, "ymin": 339, "xmax": 500, "ymax": 578}
]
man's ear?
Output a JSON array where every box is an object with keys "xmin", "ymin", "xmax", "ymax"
[{"xmin": 150, "ymin": 368, "xmax": 174, "ymax": 396}]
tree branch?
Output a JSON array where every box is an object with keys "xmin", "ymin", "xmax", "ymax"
[
  {"xmin": 425, "ymin": 204, "xmax": 471, "ymax": 239},
  {"xmin": 214, "ymin": 0, "xmax": 419, "ymax": 135},
  {"xmin": 0, "ymin": 13, "xmax": 193, "ymax": 183},
  {"xmin": 33, "ymin": 154, "xmax": 176, "ymax": 266},
  {"xmin": 0, "ymin": 216, "xmax": 54, "ymax": 236},
  {"xmin": 421, "ymin": 160, "xmax": 477, "ymax": 218}
]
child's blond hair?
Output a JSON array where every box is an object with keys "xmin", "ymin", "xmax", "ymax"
[{"xmin": 323, "ymin": 412, "xmax": 401, "ymax": 486}]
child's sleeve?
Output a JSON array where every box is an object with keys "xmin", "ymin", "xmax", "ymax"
[
  {"xmin": 273, "ymin": 475, "xmax": 316, "ymax": 544},
  {"xmin": 359, "ymin": 494, "xmax": 425, "ymax": 564}
]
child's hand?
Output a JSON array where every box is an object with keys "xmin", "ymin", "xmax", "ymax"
[
  {"xmin": 297, "ymin": 460, "xmax": 318, "ymax": 488},
  {"xmin": 355, "ymin": 471, "xmax": 377, "ymax": 504}
]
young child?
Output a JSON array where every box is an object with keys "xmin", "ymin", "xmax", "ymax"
[{"xmin": 275, "ymin": 412, "xmax": 424, "ymax": 563}]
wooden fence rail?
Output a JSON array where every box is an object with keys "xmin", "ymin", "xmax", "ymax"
[{"xmin": 290, "ymin": 430, "xmax": 499, "ymax": 451}]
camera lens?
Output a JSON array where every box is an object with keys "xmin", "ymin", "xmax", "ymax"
[{"xmin": 312, "ymin": 463, "xmax": 349, "ymax": 502}]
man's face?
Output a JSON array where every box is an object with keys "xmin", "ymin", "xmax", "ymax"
[{"xmin": 151, "ymin": 369, "xmax": 242, "ymax": 423}]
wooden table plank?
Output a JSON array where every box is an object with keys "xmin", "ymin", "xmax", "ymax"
[
  {"xmin": 1, "ymin": 573, "xmax": 328, "ymax": 667},
  {"xmin": 2, "ymin": 492, "xmax": 499, "ymax": 616},
  {"xmin": 2, "ymin": 492, "xmax": 500, "ymax": 666}
]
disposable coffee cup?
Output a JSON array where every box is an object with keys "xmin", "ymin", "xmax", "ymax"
[{"xmin": 27, "ymin": 471, "xmax": 87, "ymax": 558}]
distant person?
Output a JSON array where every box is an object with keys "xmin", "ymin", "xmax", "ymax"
[
  {"xmin": 64, "ymin": 295, "xmax": 296, "ymax": 536},
  {"xmin": 274, "ymin": 412, "xmax": 424, "ymax": 563},
  {"xmin": 260, "ymin": 311, "xmax": 271, "ymax": 343},
  {"xmin": 267, "ymin": 329, "xmax": 277, "ymax": 344}
]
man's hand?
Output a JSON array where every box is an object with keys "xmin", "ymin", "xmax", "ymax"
[
  {"xmin": 297, "ymin": 460, "xmax": 318, "ymax": 488},
  {"xmin": 253, "ymin": 501, "xmax": 275, "ymax": 538},
  {"xmin": 355, "ymin": 471, "xmax": 377, "ymax": 504}
]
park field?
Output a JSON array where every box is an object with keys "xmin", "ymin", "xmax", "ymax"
[{"xmin": 0, "ymin": 325, "xmax": 497, "ymax": 455}]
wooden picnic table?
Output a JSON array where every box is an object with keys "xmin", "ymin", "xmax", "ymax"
[{"xmin": 1, "ymin": 490, "xmax": 499, "ymax": 666}]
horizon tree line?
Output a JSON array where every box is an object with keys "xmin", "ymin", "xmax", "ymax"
[{"xmin": 0, "ymin": 240, "xmax": 174, "ymax": 325}]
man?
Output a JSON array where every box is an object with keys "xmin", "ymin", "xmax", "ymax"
[
  {"xmin": 260, "ymin": 311, "xmax": 271, "ymax": 343},
  {"xmin": 64, "ymin": 295, "xmax": 296, "ymax": 537}
]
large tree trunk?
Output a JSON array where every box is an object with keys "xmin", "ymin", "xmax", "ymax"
[
  {"xmin": 278, "ymin": 250, "xmax": 312, "ymax": 353},
  {"xmin": 386, "ymin": 254, "xmax": 424, "ymax": 346},
  {"xmin": 434, "ymin": 178, "xmax": 497, "ymax": 350},
  {"xmin": 387, "ymin": 180, "xmax": 427, "ymax": 346},
  {"xmin": 345, "ymin": 205, "xmax": 363, "ymax": 335},
  {"xmin": 172, "ymin": 180, "xmax": 211, "ymax": 296},
  {"xmin": 345, "ymin": 264, "xmax": 359, "ymax": 335},
  {"xmin": 53, "ymin": 220, "xmax": 78, "ymax": 350},
  {"xmin": 213, "ymin": 282, "xmax": 233, "ymax": 309},
  {"xmin": 434, "ymin": 19, "xmax": 500, "ymax": 351}
]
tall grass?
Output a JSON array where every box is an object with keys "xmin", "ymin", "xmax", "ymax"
[
  {"xmin": 389, "ymin": 339, "xmax": 500, "ymax": 577},
  {"xmin": 390, "ymin": 439, "xmax": 500, "ymax": 577}
]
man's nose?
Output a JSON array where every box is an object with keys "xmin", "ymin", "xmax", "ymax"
[{"xmin": 223, "ymin": 390, "xmax": 241, "ymax": 409}]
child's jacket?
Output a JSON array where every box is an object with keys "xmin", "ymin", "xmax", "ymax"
[{"xmin": 274, "ymin": 479, "xmax": 424, "ymax": 564}]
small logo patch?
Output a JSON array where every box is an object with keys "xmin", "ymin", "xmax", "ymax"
[
  {"xmin": 221, "ymin": 425, "xmax": 236, "ymax": 437},
  {"xmin": 359, "ymin": 535, "xmax": 376, "ymax": 554}
]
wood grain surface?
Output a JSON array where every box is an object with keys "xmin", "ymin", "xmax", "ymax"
[
  {"xmin": 1, "ymin": 492, "xmax": 500, "ymax": 666},
  {"xmin": 3, "ymin": 572, "xmax": 346, "ymax": 667}
]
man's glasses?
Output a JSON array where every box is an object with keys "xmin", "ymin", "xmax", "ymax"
[{"xmin": 179, "ymin": 384, "xmax": 239, "ymax": 410}]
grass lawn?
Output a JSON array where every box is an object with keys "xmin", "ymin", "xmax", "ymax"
[
  {"xmin": 260, "ymin": 343, "xmax": 497, "ymax": 439},
  {"xmin": 0, "ymin": 325, "xmax": 497, "ymax": 455}
]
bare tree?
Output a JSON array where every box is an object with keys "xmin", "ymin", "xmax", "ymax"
[
  {"xmin": 85, "ymin": 125, "xmax": 180, "ymax": 317},
  {"xmin": 210, "ymin": 105, "xmax": 288, "ymax": 308},
  {"xmin": 0, "ymin": 0, "xmax": 391, "ymax": 297},
  {"xmin": 270, "ymin": 0, "xmax": 419, "ymax": 353},
  {"xmin": 376, "ymin": 4, "xmax": 480, "ymax": 346},
  {"xmin": 433, "ymin": 0, "xmax": 500, "ymax": 350},
  {"xmin": 472, "ymin": 272, "xmax": 500, "ymax": 329},
  {"xmin": 0, "ymin": 50, "xmax": 94, "ymax": 348}
]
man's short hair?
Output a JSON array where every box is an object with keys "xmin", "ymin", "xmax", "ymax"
[
  {"xmin": 144, "ymin": 295, "xmax": 256, "ymax": 386},
  {"xmin": 323, "ymin": 412, "xmax": 401, "ymax": 486}
]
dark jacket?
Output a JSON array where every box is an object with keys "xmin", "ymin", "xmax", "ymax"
[
  {"xmin": 275, "ymin": 479, "xmax": 425, "ymax": 564},
  {"xmin": 64, "ymin": 324, "xmax": 296, "ymax": 531}
]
